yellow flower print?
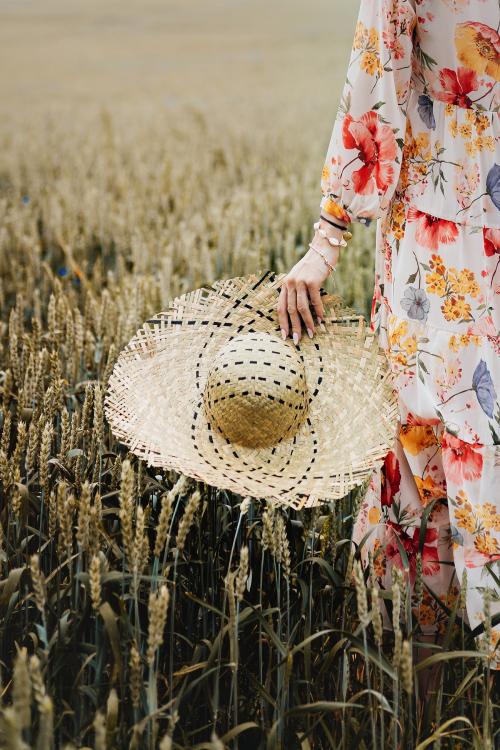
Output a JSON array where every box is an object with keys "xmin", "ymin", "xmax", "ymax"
[
  {"xmin": 361, "ymin": 51, "xmax": 382, "ymax": 76},
  {"xmin": 465, "ymin": 108, "xmax": 476, "ymax": 124},
  {"xmin": 458, "ymin": 123, "xmax": 473, "ymax": 139},
  {"xmin": 454, "ymin": 508, "xmax": 475, "ymax": 533},
  {"xmin": 390, "ymin": 351, "xmax": 409, "ymax": 368},
  {"xmin": 388, "ymin": 319, "xmax": 408, "ymax": 346},
  {"xmin": 465, "ymin": 334, "xmax": 480, "ymax": 347},
  {"xmin": 455, "ymin": 489, "xmax": 471, "ymax": 507},
  {"xmin": 392, "ymin": 201, "xmax": 406, "ymax": 223},
  {"xmin": 449, "ymin": 333, "xmax": 482, "ymax": 351},
  {"xmin": 399, "ymin": 425, "xmax": 437, "ymax": 456},
  {"xmin": 401, "ymin": 335, "xmax": 417, "ymax": 356},
  {"xmin": 475, "ymin": 135, "xmax": 495, "ymax": 152},
  {"xmin": 353, "ymin": 21, "xmax": 382, "ymax": 75},
  {"xmin": 442, "ymin": 297, "xmax": 462, "ymax": 321},
  {"xmin": 449, "ymin": 268, "xmax": 480, "ymax": 297},
  {"xmin": 464, "ymin": 140, "xmax": 478, "ymax": 158},
  {"xmin": 415, "ymin": 132, "xmax": 432, "ymax": 161},
  {"xmin": 399, "ymin": 158, "xmax": 410, "ymax": 191},
  {"xmin": 455, "ymin": 22, "xmax": 500, "ymax": 82},
  {"xmin": 475, "ymin": 503, "xmax": 500, "ymax": 532},
  {"xmin": 414, "ymin": 474, "xmax": 445, "ymax": 506},
  {"xmin": 474, "ymin": 114, "xmax": 490, "ymax": 134},
  {"xmin": 368, "ymin": 27, "xmax": 380, "ymax": 50},
  {"xmin": 418, "ymin": 604, "xmax": 436, "ymax": 626},
  {"xmin": 429, "ymin": 254, "xmax": 445, "ymax": 275},
  {"xmin": 368, "ymin": 506, "xmax": 381, "ymax": 524},
  {"xmin": 448, "ymin": 119, "xmax": 458, "ymax": 138},
  {"xmin": 474, "ymin": 532, "xmax": 500, "ymax": 556},
  {"xmin": 441, "ymin": 296, "xmax": 472, "ymax": 322},
  {"xmin": 477, "ymin": 502, "xmax": 496, "ymax": 516},
  {"xmin": 322, "ymin": 197, "xmax": 350, "ymax": 224},
  {"xmin": 353, "ymin": 20, "xmax": 368, "ymax": 50},
  {"xmin": 463, "ymin": 109, "xmax": 491, "ymax": 136},
  {"xmin": 373, "ymin": 539, "xmax": 386, "ymax": 578},
  {"xmin": 416, "ymin": 163, "xmax": 430, "ymax": 179},
  {"xmin": 453, "ymin": 296, "xmax": 473, "ymax": 319},
  {"xmin": 426, "ymin": 271, "xmax": 446, "ymax": 296},
  {"xmin": 393, "ymin": 224, "xmax": 405, "ymax": 240}
]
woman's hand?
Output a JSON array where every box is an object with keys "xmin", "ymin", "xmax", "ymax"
[{"xmin": 277, "ymin": 222, "xmax": 345, "ymax": 344}]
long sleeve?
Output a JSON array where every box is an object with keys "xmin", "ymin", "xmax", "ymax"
[{"xmin": 320, "ymin": 0, "xmax": 417, "ymax": 227}]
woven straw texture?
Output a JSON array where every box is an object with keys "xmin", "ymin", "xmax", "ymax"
[{"xmin": 104, "ymin": 271, "xmax": 400, "ymax": 510}]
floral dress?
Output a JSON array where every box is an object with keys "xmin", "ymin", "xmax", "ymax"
[{"xmin": 320, "ymin": 0, "xmax": 500, "ymax": 666}]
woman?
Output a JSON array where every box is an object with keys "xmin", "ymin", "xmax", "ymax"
[{"xmin": 277, "ymin": 0, "xmax": 500, "ymax": 667}]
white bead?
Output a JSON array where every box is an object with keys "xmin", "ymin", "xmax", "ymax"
[{"xmin": 313, "ymin": 221, "xmax": 347, "ymax": 247}]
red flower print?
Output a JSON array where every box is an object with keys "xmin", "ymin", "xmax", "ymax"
[
  {"xmin": 381, "ymin": 450, "xmax": 401, "ymax": 507},
  {"xmin": 434, "ymin": 67, "xmax": 479, "ymax": 108},
  {"xmin": 484, "ymin": 228, "xmax": 500, "ymax": 289},
  {"xmin": 341, "ymin": 110, "xmax": 397, "ymax": 196},
  {"xmin": 386, "ymin": 521, "xmax": 440, "ymax": 582},
  {"xmin": 407, "ymin": 206, "xmax": 459, "ymax": 250},
  {"xmin": 464, "ymin": 547, "xmax": 500, "ymax": 569},
  {"xmin": 483, "ymin": 227, "xmax": 500, "ymax": 257},
  {"xmin": 406, "ymin": 411, "xmax": 441, "ymax": 427},
  {"xmin": 441, "ymin": 432, "xmax": 483, "ymax": 485}
]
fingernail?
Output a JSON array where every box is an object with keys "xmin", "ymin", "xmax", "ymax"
[
  {"xmin": 307, "ymin": 328, "xmax": 314, "ymax": 339},
  {"xmin": 293, "ymin": 332, "xmax": 299, "ymax": 345},
  {"xmin": 281, "ymin": 328, "xmax": 287, "ymax": 340}
]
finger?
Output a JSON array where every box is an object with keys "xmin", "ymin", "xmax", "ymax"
[
  {"xmin": 296, "ymin": 282, "xmax": 315, "ymax": 337},
  {"xmin": 277, "ymin": 286, "xmax": 289, "ymax": 338},
  {"xmin": 308, "ymin": 283, "xmax": 325, "ymax": 324},
  {"xmin": 286, "ymin": 286, "xmax": 302, "ymax": 344}
]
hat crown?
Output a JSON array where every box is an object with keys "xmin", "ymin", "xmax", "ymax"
[{"xmin": 203, "ymin": 331, "xmax": 309, "ymax": 448}]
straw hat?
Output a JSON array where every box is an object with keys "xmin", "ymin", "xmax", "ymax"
[{"xmin": 104, "ymin": 271, "xmax": 400, "ymax": 510}]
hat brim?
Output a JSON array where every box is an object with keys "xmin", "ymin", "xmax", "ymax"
[{"xmin": 104, "ymin": 272, "xmax": 400, "ymax": 509}]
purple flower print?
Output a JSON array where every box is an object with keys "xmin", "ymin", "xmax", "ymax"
[
  {"xmin": 486, "ymin": 164, "xmax": 500, "ymax": 211},
  {"xmin": 450, "ymin": 526, "xmax": 464, "ymax": 547},
  {"xmin": 458, "ymin": 163, "xmax": 500, "ymax": 216},
  {"xmin": 439, "ymin": 358, "xmax": 498, "ymax": 422},
  {"xmin": 400, "ymin": 286, "xmax": 430, "ymax": 321},
  {"xmin": 472, "ymin": 359, "xmax": 497, "ymax": 418},
  {"xmin": 417, "ymin": 94, "xmax": 436, "ymax": 130}
]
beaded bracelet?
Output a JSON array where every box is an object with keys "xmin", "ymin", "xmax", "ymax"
[
  {"xmin": 308, "ymin": 242, "xmax": 336, "ymax": 275},
  {"xmin": 313, "ymin": 221, "xmax": 352, "ymax": 247}
]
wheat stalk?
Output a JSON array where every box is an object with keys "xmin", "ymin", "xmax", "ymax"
[{"xmin": 146, "ymin": 584, "xmax": 170, "ymax": 667}]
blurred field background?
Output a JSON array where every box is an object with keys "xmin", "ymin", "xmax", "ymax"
[
  {"xmin": 0, "ymin": 1, "xmax": 498, "ymax": 749},
  {"xmin": 0, "ymin": 0, "xmax": 375, "ymax": 311}
]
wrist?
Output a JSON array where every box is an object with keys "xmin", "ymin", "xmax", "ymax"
[
  {"xmin": 317, "ymin": 219, "xmax": 346, "ymax": 239},
  {"xmin": 319, "ymin": 212, "xmax": 349, "ymax": 230},
  {"xmin": 310, "ymin": 234, "xmax": 340, "ymax": 263}
]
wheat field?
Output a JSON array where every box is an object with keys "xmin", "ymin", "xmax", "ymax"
[{"xmin": 0, "ymin": 1, "xmax": 498, "ymax": 748}]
